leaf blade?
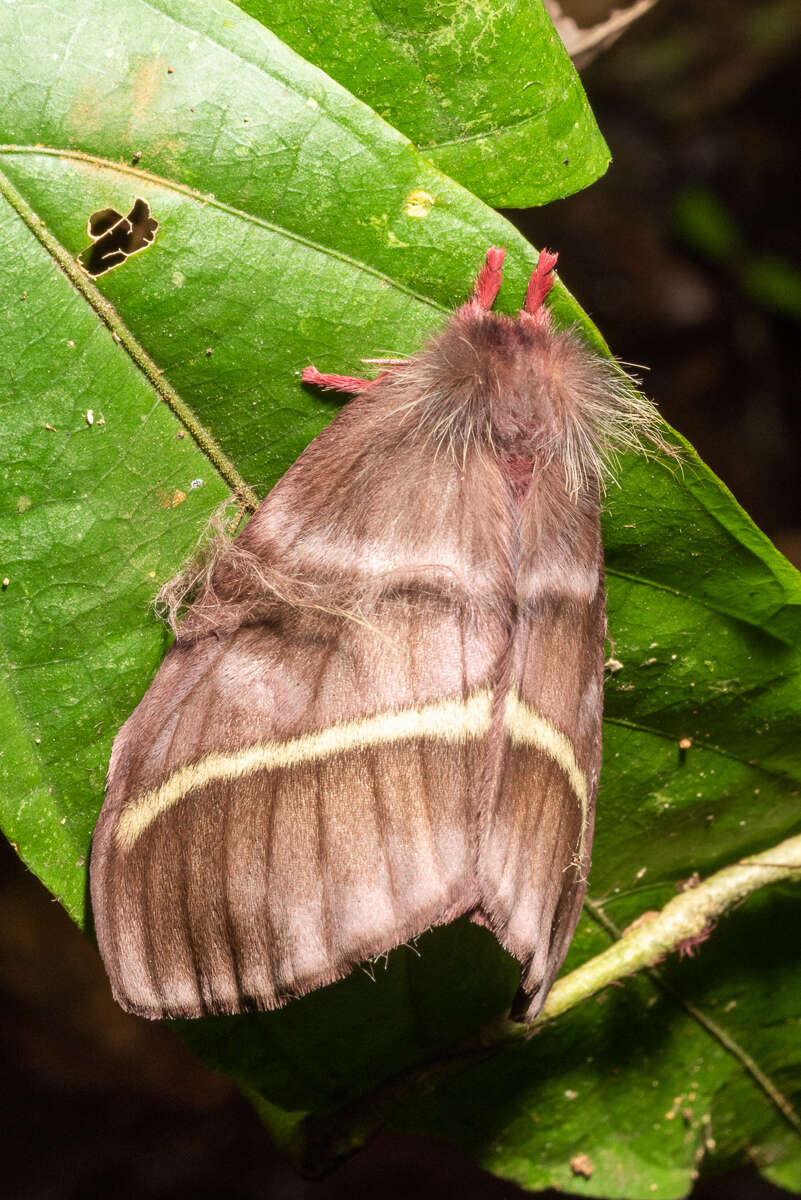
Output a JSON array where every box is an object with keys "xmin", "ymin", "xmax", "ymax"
[{"xmin": 236, "ymin": 0, "xmax": 611, "ymax": 207}]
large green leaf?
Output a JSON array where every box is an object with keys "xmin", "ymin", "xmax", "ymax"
[
  {"xmin": 234, "ymin": 0, "xmax": 611, "ymax": 208},
  {"xmin": 1, "ymin": 1, "xmax": 799, "ymax": 1196},
  {"xmin": 391, "ymin": 882, "xmax": 801, "ymax": 1197}
]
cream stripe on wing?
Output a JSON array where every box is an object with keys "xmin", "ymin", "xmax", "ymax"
[
  {"xmin": 115, "ymin": 689, "xmax": 590, "ymax": 853},
  {"xmin": 503, "ymin": 690, "xmax": 590, "ymax": 860},
  {"xmin": 116, "ymin": 691, "xmax": 494, "ymax": 850}
]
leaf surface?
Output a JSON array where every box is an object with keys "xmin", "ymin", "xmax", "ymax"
[{"xmin": 235, "ymin": 0, "xmax": 611, "ymax": 207}]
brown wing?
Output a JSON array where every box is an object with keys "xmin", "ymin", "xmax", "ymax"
[
  {"xmin": 476, "ymin": 468, "xmax": 605, "ymax": 1021},
  {"xmin": 91, "ymin": 379, "xmax": 512, "ymax": 1018}
]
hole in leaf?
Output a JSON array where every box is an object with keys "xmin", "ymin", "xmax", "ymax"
[{"xmin": 77, "ymin": 197, "xmax": 158, "ymax": 277}]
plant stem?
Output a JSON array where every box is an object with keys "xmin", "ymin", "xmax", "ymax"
[
  {"xmin": 279, "ymin": 832, "xmax": 801, "ymax": 1176},
  {"xmin": 541, "ymin": 832, "xmax": 801, "ymax": 1019}
]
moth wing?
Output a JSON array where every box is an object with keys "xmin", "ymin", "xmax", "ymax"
[
  {"xmin": 91, "ymin": 383, "xmax": 511, "ymax": 1018},
  {"xmin": 477, "ymin": 480, "xmax": 605, "ymax": 1020}
]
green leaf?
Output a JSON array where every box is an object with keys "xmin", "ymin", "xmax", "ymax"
[
  {"xmin": 1, "ymin": 2, "xmax": 800, "ymax": 1196},
  {"xmin": 234, "ymin": 0, "xmax": 610, "ymax": 208},
  {"xmin": 392, "ymin": 885, "xmax": 801, "ymax": 1198}
]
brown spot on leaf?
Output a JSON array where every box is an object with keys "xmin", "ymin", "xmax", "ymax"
[
  {"xmin": 570, "ymin": 1153, "xmax": 595, "ymax": 1178},
  {"xmin": 157, "ymin": 489, "xmax": 187, "ymax": 509},
  {"xmin": 67, "ymin": 79, "xmax": 105, "ymax": 141},
  {"xmin": 132, "ymin": 58, "xmax": 164, "ymax": 120}
]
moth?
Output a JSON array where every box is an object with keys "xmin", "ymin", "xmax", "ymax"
[{"xmin": 91, "ymin": 247, "xmax": 664, "ymax": 1022}]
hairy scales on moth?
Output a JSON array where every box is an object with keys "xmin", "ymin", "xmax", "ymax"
[{"xmin": 91, "ymin": 247, "xmax": 667, "ymax": 1022}]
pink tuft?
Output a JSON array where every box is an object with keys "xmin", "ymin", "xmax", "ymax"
[
  {"xmin": 677, "ymin": 920, "xmax": 716, "ymax": 959},
  {"xmin": 523, "ymin": 249, "xmax": 559, "ymax": 321},
  {"xmin": 471, "ymin": 245, "xmax": 506, "ymax": 310},
  {"xmin": 302, "ymin": 365, "xmax": 374, "ymax": 394}
]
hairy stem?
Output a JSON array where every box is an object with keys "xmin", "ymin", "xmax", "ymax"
[{"xmin": 541, "ymin": 831, "xmax": 801, "ymax": 1019}]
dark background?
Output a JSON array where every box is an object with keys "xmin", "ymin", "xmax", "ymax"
[
  {"xmin": 523, "ymin": 0, "xmax": 801, "ymax": 566},
  {"xmin": 3, "ymin": 1, "xmax": 800, "ymax": 1196}
]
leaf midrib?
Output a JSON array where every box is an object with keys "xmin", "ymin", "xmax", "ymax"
[
  {"xmin": 361, "ymin": 1, "xmax": 566, "ymax": 153},
  {"xmin": 427, "ymin": 92, "xmax": 571, "ymax": 151},
  {"xmin": 1, "ymin": 161, "xmax": 255, "ymax": 505},
  {"xmin": 0, "ymin": 146, "xmax": 450, "ymax": 315}
]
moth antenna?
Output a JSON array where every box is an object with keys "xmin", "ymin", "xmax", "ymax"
[
  {"xmin": 469, "ymin": 245, "xmax": 506, "ymax": 311},
  {"xmin": 523, "ymin": 249, "xmax": 558, "ymax": 323},
  {"xmin": 302, "ymin": 365, "xmax": 376, "ymax": 394}
]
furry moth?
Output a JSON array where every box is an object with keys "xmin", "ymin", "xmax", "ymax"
[{"xmin": 91, "ymin": 247, "xmax": 664, "ymax": 1022}]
